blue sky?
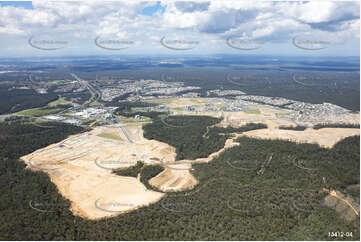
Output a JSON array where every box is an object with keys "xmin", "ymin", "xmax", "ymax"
[
  {"xmin": 0, "ymin": 1, "xmax": 359, "ymax": 57},
  {"xmin": 139, "ymin": 1, "xmax": 165, "ymax": 16},
  {"xmin": 0, "ymin": 1, "xmax": 33, "ymax": 9}
]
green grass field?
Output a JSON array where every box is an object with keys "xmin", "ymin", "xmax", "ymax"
[
  {"xmin": 96, "ymin": 132, "xmax": 123, "ymax": 141},
  {"xmin": 244, "ymin": 109, "xmax": 261, "ymax": 114},
  {"xmin": 276, "ymin": 112, "xmax": 291, "ymax": 118},
  {"xmin": 47, "ymin": 97, "xmax": 72, "ymax": 107},
  {"xmin": 17, "ymin": 108, "xmax": 63, "ymax": 117}
]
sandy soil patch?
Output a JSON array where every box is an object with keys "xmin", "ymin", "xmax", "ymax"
[
  {"xmin": 220, "ymin": 105, "xmax": 360, "ymax": 129},
  {"xmin": 146, "ymin": 97, "xmax": 224, "ymax": 109},
  {"xmin": 149, "ymin": 163, "xmax": 198, "ymax": 192},
  {"xmin": 241, "ymin": 128, "xmax": 360, "ymax": 148},
  {"xmin": 193, "ymin": 137, "xmax": 240, "ymax": 163},
  {"xmin": 148, "ymin": 135, "xmax": 242, "ymax": 192},
  {"xmin": 19, "ymin": 108, "xmax": 360, "ymax": 219},
  {"xmin": 221, "ymin": 107, "xmax": 297, "ymax": 129},
  {"xmin": 20, "ymin": 124, "xmax": 176, "ymax": 220}
]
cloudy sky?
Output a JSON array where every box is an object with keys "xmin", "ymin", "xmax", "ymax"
[{"xmin": 0, "ymin": 0, "xmax": 359, "ymax": 57}]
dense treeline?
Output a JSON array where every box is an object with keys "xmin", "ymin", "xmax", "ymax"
[
  {"xmin": 118, "ymin": 111, "xmax": 164, "ymax": 120},
  {"xmin": 0, "ymin": 118, "xmax": 359, "ymax": 240},
  {"xmin": 61, "ymin": 91, "xmax": 91, "ymax": 105},
  {"xmin": 0, "ymin": 121, "xmax": 86, "ymax": 240},
  {"xmin": 40, "ymin": 104, "xmax": 72, "ymax": 110},
  {"xmin": 0, "ymin": 122, "xmax": 86, "ymax": 159},
  {"xmin": 111, "ymin": 101, "xmax": 165, "ymax": 119},
  {"xmin": 111, "ymin": 101, "xmax": 156, "ymax": 111},
  {"xmin": 143, "ymin": 116, "xmax": 225, "ymax": 160},
  {"xmin": 139, "ymin": 165, "xmax": 165, "ymax": 191},
  {"xmin": 208, "ymin": 123, "xmax": 267, "ymax": 137},
  {"xmin": 144, "ymin": 117, "xmax": 267, "ymax": 160},
  {"xmin": 279, "ymin": 125, "xmax": 307, "ymax": 131},
  {"xmin": 313, "ymin": 123, "xmax": 360, "ymax": 129},
  {"xmin": 0, "ymin": 87, "xmax": 58, "ymax": 114},
  {"xmin": 112, "ymin": 161, "xmax": 144, "ymax": 178}
]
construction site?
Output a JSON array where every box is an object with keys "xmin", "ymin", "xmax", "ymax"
[{"xmin": 20, "ymin": 100, "xmax": 360, "ymax": 220}]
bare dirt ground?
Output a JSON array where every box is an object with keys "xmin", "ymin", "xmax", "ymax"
[
  {"xmin": 19, "ymin": 97, "xmax": 361, "ymax": 219},
  {"xmin": 240, "ymin": 128, "xmax": 360, "ymax": 148},
  {"xmin": 21, "ymin": 124, "xmax": 174, "ymax": 220},
  {"xmin": 146, "ymin": 97, "xmax": 225, "ymax": 109},
  {"xmin": 21, "ymin": 121, "xmax": 360, "ymax": 219},
  {"xmin": 148, "ymin": 138, "xmax": 240, "ymax": 192},
  {"xmin": 220, "ymin": 103, "xmax": 359, "ymax": 129},
  {"xmin": 149, "ymin": 163, "xmax": 198, "ymax": 192}
]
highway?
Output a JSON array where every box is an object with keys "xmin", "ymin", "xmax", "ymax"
[{"xmin": 71, "ymin": 73, "xmax": 102, "ymax": 107}]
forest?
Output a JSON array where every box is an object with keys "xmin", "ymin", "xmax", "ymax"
[
  {"xmin": 112, "ymin": 161, "xmax": 144, "ymax": 178},
  {"xmin": 0, "ymin": 116, "xmax": 359, "ymax": 240},
  {"xmin": 279, "ymin": 125, "xmax": 307, "ymax": 131},
  {"xmin": 313, "ymin": 123, "xmax": 360, "ymax": 129},
  {"xmin": 109, "ymin": 101, "xmax": 165, "ymax": 120},
  {"xmin": 143, "ymin": 115, "xmax": 225, "ymax": 160},
  {"xmin": 0, "ymin": 86, "xmax": 58, "ymax": 115}
]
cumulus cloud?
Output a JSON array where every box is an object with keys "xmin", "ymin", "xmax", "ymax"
[{"xmin": 0, "ymin": 0, "xmax": 358, "ymax": 55}]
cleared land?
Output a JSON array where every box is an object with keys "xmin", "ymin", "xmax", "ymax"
[
  {"xmin": 20, "ymin": 119, "xmax": 360, "ymax": 219},
  {"xmin": 96, "ymin": 132, "xmax": 123, "ymax": 141},
  {"xmin": 149, "ymin": 163, "xmax": 198, "ymax": 192},
  {"xmin": 17, "ymin": 107, "xmax": 63, "ymax": 117},
  {"xmin": 20, "ymin": 124, "xmax": 175, "ymax": 220},
  {"xmin": 19, "ymin": 97, "xmax": 361, "ymax": 220},
  {"xmin": 146, "ymin": 97, "xmax": 225, "ymax": 108},
  {"xmin": 241, "ymin": 127, "xmax": 360, "ymax": 148}
]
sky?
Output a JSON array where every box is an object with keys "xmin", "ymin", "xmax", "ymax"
[{"xmin": 0, "ymin": 0, "xmax": 359, "ymax": 57}]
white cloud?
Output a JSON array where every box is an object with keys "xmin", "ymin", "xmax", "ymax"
[{"xmin": 0, "ymin": 0, "xmax": 358, "ymax": 56}]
